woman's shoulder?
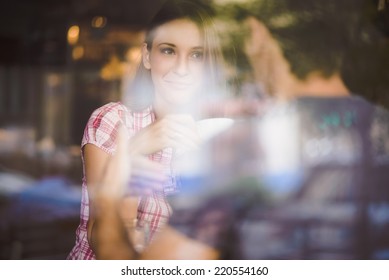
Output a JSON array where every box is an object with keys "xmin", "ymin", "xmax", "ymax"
[
  {"xmin": 91, "ymin": 101, "xmax": 128, "ymax": 117},
  {"xmin": 87, "ymin": 102, "xmax": 130, "ymax": 125},
  {"xmin": 86, "ymin": 102, "xmax": 155, "ymax": 134},
  {"xmin": 82, "ymin": 102, "xmax": 132, "ymax": 153}
]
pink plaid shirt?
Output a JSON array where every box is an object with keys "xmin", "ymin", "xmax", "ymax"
[{"xmin": 67, "ymin": 102, "xmax": 174, "ymax": 260}]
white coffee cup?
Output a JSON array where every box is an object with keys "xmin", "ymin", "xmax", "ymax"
[{"xmin": 196, "ymin": 117, "xmax": 234, "ymax": 141}]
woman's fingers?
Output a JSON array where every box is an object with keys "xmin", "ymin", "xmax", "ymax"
[
  {"xmin": 162, "ymin": 114, "xmax": 201, "ymax": 151},
  {"xmin": 129, "ymin": 114, "xmax": 201, "ymax": 155},
  {"xmin": 98, "ymin": 120, "xmax": 197, "ymax": 198}
]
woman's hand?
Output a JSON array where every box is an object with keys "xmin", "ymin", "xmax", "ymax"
[
  {"xmin": 128, "ymin": 114, "xmax": 201, "ymax": 156},
  {"xmin": 87, "ymin": 127, "xmax": 166, "ymax": 258}
]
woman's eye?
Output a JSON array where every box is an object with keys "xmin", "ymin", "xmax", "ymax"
[
  {"xmin": 190, "ymin": 51, "xmax": 204, "ymax": 60},
  {"xmin": 161, "ymin": 48, "xmax": 175, "ymax": 55}
]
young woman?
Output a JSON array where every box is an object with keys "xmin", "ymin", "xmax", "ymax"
[{"xmin": 67, "ymin": 0, "xmax": 226, "ymax": 260}]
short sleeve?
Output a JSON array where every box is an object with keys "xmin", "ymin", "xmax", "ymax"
[{"xmin": 81, "ymin": 102, "xmax": 131, "ymax": 155}]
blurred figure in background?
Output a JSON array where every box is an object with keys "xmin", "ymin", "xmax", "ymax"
[
  {"xmin": 236, "ymin": 1, "xmax": 354, "ymax": 100},
  {"xmin": 163, "ymin": 0, "xmax": 389, "ymax": 259},
  {"xmin": 67, "ymin": 0, "xmax": 227, "ymax": 260},
  {"xmin": 87, "ymin": 0, "xmax": 389, "ymax": 259}
]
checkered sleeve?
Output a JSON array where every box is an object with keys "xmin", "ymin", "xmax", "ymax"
[{"xmin": 81, "ymin": 102, "xmax": 129, "ymax": 155}]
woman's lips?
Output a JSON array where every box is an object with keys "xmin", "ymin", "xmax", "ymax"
[{"xmin": 164, "ymin": 80, "xmax": 193, "ymax": 90}]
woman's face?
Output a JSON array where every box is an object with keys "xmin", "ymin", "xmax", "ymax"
[{"xmin": 143, "ymin": 18, "xmax": 205, "ymax": 111}]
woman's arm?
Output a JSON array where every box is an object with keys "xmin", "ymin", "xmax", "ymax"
[
  {"xmin": 141, "ymin": 226, "xmax": 220, "ymax": 260},
  {"xmin": 83, "ymin": 143, "xmax": 139, "ymax": 257},
  {"xmin": 83, "ymin": 144, "xmax": 109, "ymax": 252},
  {"xmin": 90, "ymin": 129, "xmax": 219, "ymax": 260}
]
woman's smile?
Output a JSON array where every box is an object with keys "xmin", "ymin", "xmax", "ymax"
[
  {"xmin": 142, "ymin": 18, "xmax": 205, "ymax": 108},
  {"xmin": 163, "ymin": 77, "xmax": 194, "ymax": 90}
]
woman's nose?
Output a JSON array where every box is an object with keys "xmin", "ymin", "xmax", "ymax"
[{"xmin": 173, "ymin": 55, "xmax": 189, "ymax": 76}]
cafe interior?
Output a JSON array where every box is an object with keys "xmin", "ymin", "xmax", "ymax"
[
  {"xmin": 0, "ymin": 0, "xmax": 166, "ymax": 259},
  {"xmin": 0, "ymin": 0, "xmax": 388, "ymax": 259}
]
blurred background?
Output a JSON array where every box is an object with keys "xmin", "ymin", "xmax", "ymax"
[
  {"xmin": 0, "ymin": 0, "xmax": 166, "ymax": 259},
  {"xmin": 0, "ymin": 0, "xmax": 388, "ymax": 259}
]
